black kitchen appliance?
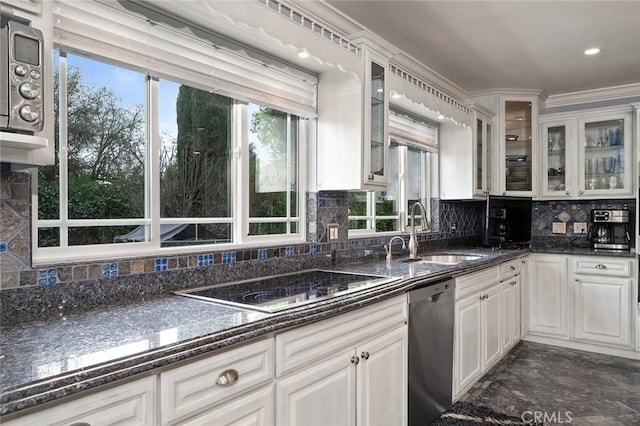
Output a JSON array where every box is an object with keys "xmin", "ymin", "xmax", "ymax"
[
  {"xmin": 588, "ymin": 209, "xmax": 630, "ymax": 251},
  {"xmin": 483, "ymin": 195, "xmax": 532, "ymax": 247}
]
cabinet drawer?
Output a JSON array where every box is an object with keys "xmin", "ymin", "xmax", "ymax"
[
  {"xmin": 275, "ymin": 295, "xmax": 407, "ymax": 377},
  {"xmin": 161, "ymin": 337, "xmax": 273, "ymax": 425},
  {"xmin": 572, "ymin": 256, "xmax": 632, "ymax": 277},
  {"xmin": 455, "ymin": 266, "xmax": 500, "ymax": 300},
  {"xmin": 500, "ymin": 259, "xmax": 522, "ymax": 281},
  {"xmin": 3, "ymin": 376, "xmax": 157, "ymax": 426}
]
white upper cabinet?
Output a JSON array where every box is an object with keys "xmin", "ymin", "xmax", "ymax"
[
  {"xmin": 539, "ymin": 105, "xmax": 635, "ymax": 199},
  {"xmin": 440, "ymin": 105, "xmax": 493, "ymax": 200},
  {"xmin": 316, "ymin": 34, "xmax": 394, "ymax": 191},
  {"xmin": 468, "ymin": 91, "xmax": 541, "ymax": 197},
  {"xmin": 500, "ymin": 95, "xmax": 539, "ymax": 196}
]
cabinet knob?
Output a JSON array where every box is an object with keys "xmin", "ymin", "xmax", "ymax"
[
  {"xmin": 579, "ymin": 190, "xmax": 584, "ymax": 195},
  {"xmin": 351, "ymin": 355, "xmax": 360, "ymax": 365},
  {"xmin": 510, "ymin": 265, "xmax": 516, "ymax": 270},
  {"xmin": 575, "ymin": 278, "xmax": 580, "ymax": 282},
  {"xmin": 502, "ymin": 191, "xmax": 506, "ymax": 195},
  {"xmin": 566, "ymin": 191, "xmax": 570, "ymax": 195},
  {"xmin": 595, "ymin": 264, "xmax": 607, "ymax": 269},
  {"xmin": 216, "ymin": 369, "xmax": 239, "ymax": 386},
  {"xmin": 361, "ymin": 351, "xmax": 370, "ymax": 360}
]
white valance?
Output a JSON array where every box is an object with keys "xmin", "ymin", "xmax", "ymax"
[
  {"xmin": 388, "ymin": 66, "xmax": 473, "ymax": 127},
  {"xmin": 52, "ymin": 0, "xmax": 318, "ymax": 117},
  {"xmin": 389, "ymin": 112, "xmax": 438, "ymax": 152}
]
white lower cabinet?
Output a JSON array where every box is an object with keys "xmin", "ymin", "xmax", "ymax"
[
  {"xmin": 527, "ymin": 254, "xmax": 636, "ymax": 355},
  {"xmin": 528, "ymin": 254, "xmax": 569, "ymax": 338},
  {"xmin": 454, "ymin": 288, "xmax": 482, "ymax": 394},
  {"xmin": 276, "ymin": 347, "xmax": 356, "ymax": 426},
  {"xmin": 2, "ymin": 376, "xmax": 157, "ymax": 426},
  {"xmin": 502, "ymin": 274, "xmax": 521, "ymax": 351},
  {"xmin": 275, "ymin": 295, "xmax": 408, "ymax": 426},
  {"xmin": 482, "ymin": 283, "xmax": 503, "ymax": 370},
  {"xmin": 355, "ymin": 326, "xmax": 407, "ymax": 426},
  {"xmin": 572, "ymin": 258, "xmax": 632, "ymax": 348},
  {"xmin": 454, "ymin": 282, "xmax": 502, "ymax": 396},
  {"xmin": 160, "ymin": 337, "xmax": 274, "ymax": 425},
  {"xmin": 180, "ymin": 385, "xmax": 273, "ymax": 426},
  {"xmin": 454, "ymin": 256, "xmax": 527, "ymax": 399}
]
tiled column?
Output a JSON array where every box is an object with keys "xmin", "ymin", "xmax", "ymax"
[{"xmin": 0, "ymin": 164, "xmax": 33, "ymax": 288}]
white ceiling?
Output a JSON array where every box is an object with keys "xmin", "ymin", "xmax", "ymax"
[{"xmin": 324, "ymin": 0, "xmax": 640, "ymax": 96}]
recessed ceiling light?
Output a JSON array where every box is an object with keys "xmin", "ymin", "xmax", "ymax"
[{"xmin": 584, "ymin": 47, "xmax": 601, "ymax": 56}]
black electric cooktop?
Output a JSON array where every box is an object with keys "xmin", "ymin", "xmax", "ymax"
[{"xmin": 174, "ymin": 269, "xmax": 399, "ymax": 313}]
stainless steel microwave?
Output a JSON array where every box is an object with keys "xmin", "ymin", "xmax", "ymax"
[{"xmin": 1, "ymin": 15, "xmax": 44, "ymax": 134}]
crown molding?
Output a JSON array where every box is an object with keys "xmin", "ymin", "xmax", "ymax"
[
  {"xmin": 288, "ymin": 0, "xmax": 467, "ymax": 103},
  {"xmin": 545, "ymin": 83, "xmax": 640, "ymax": 108}
]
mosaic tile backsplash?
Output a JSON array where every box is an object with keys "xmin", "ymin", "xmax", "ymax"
[{"xmin": 531, "ymin": 198, "xmax": 636, "ymax": 249}]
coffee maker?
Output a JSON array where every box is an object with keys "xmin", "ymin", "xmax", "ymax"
[{"xmin": 589, "ymin": 209, "xmax": 630, "ymax": 251}]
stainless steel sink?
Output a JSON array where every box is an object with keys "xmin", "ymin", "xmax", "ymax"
[{"xmin": 399, "ymin": 254, "xmax": 484, "ymax": 265}]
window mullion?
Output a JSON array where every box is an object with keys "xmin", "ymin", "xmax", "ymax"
[
  {"xmin": 234, "ymin": 102, "xmax": 248, "ymax": 244},
  {"xmin": 148, "ymin": 76, "xmax": 160, "ymax": 248},
  {"xmin": 59, "ymin": 52, "xmax": 69, "ymax": 248},
  {"xmin": 286, "ymin": 114, "xmax": 292, "ymax": 234}
]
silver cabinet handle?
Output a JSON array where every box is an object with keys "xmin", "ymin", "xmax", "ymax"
[
  {"xmin": 216, "ymin": 369, "xmax": 239, "ymax": 386},
  {"xmin": 595, "ymin": 264, "xmax": 607, "ymax": 269},
  {"xmin": 351, "ymin": 355, "xmax": 360, "ymax": 365},
  {"xmin": 510, "ymin": 265, "xmax": 516, "ymax": 270},
  {"xmin": 361, "ymin": 351, "xmax": 370, "ymax": 360}
]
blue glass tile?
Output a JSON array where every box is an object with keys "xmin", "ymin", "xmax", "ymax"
[
  {"xmin": 102, "ymin": 271, "xmax": 110, "ymax": 278},
  {"xmin": 0, "ymin": 242, "xmax": 6, "ymax": 252},
  {"xmin": 110, "ymin": 263, "xmax": 118, "ymax": 271},
  {"xmin": 286, "ymin": 246, "xmax": 294, "ymax": 257},
  {"xmin": 38, "ymin": 269, "xmax": 47, "ymax": 277},
  {"xmin": 38, "ymin": 278, "xmax": 48, "ymax": 286},
  {"xmin": 47, "ymin": 277, "xmax": 57, "ymax": 285},
  {"xmin": 309, "ymin": 244, "xmax": 317, "ymax": 255},
  {"xmin": 349, "ymin": 240, "xmax": 355, "ymax": 249},
  {"xmin": 48, "ymin": 268, "xmax": 56, "ymax": 276},
  {"xmin": 365, "ymin": 239, "xmax": 371, "ymax": 249},
  {"xmin": 102, "ymin": 264, "xmax": 110, "ymax": 272},
  {"xmin": 258, "ymin": 249, "xmax": 267, "ymax": 260},
  {"xmin": 110, "ymin": 270, "xmax": 118, "ymax": 277}
]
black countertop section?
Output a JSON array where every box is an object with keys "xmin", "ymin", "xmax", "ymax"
[
  {"xmin": 4, "ymin": 245, "xmax": 626, "ymax": 417},
  {"xmin": 530, "ymin": 246, "xmax": 637, "ymax": 257}
]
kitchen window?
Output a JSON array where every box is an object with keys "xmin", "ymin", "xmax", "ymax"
[
  {"xmin": 35, "ymin": 50, "xmax": 305, "ymax": 262},
  {"xmin": 348, "ymin": 141, "xmax": 434, "ymax": 235}
]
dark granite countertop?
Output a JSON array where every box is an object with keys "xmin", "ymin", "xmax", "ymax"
[
  {"xmin": 530, "ymin": 246, "xmax": 637, "ymax": 258},
  {"xmin": 0, "ymin": 247, "xmax": 529, "ymax": 417}
]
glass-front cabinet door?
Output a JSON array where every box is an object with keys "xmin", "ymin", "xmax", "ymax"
[
  {"xmin": 363, "ymin": 58, "xmax": 388, "ymax": 188},
  {"xmin": 474, "ymin": 113, "xmax": 493, "ymax": 196},
  {"xmin": 503, "ymin": 99, "xmax": 535, "ymax": 194},
  {"xmin": 578, "ymin": 111, "xmax": 632, "ymax": 197},
  {"xmin": 540, "ymin": 120, "xmax": 573, "ymax": 197}
]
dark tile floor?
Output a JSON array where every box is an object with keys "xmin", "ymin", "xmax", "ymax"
[{"xmin": 459, "ymin": 341, "xmax": 640, "ymax": 425}]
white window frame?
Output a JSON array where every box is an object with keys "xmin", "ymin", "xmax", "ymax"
[{"xmin": 33, "ymin": 49, "xmax": 307, "ymax": 264}]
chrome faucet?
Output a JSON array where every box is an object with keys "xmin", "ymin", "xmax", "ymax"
[
  {"xmin": 408, "ymin": 202, "xmax": 430, "ymax": 259},
  {"xmin": 384, "ymin": 236, "xmax": 406, "ymax": 262}
]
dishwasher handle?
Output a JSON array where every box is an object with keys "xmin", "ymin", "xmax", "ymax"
[
  {"xmin": 408, "ymin": 278, "xmax": 454, "ymax": 304},
  {"xmin": 428, "ymin": 292, "xmax": 443, "ymax": 302}
]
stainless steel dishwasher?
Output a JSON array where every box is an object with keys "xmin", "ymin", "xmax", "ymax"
[{"xmin": 408, "ymin": 278, "xmax": 455, "ymax": 425}]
